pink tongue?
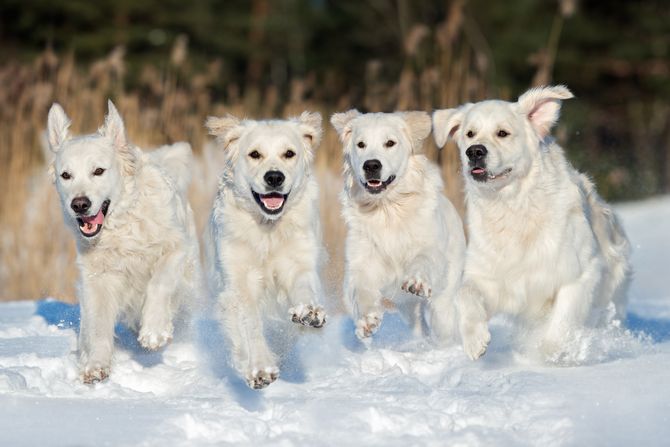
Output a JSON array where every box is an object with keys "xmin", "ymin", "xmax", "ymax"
[
  {"xmin": 261, "ymin": 196, "xmax": 284, "ymax": 209},
  {"xmin": 82, "ymin": 209, "xmax": 104, "ymax": 225},
  {"xmin": 472, "ymin": 168, "xmax": 485, "ymax": 174}
]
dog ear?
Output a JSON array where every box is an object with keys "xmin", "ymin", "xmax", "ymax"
[
  {"xmin": 432, "ymin": 107, "xmax": 465, "ymax": 148},
  {"xmin": 400, "ymin": 111, "xmax": 432, "ymax": 152},
  {"xmin": 104, "ymin": 100, "xmax": 137, "ymax": 175},
  {"xmin": 47, "ymin": 103, "xmax": 71, "ymax": 152},
  {"xmin": 330, "ymin": 109, "xmax": 360, "ymax": 144},
  {"xmin": 104, "ymin": 100, "xmax": 129, "ymax": 150},
  {"xmin": 517, "ymin": 85, "xmax": 574, "ymax": 138},
  {"xmin": 295, "ymin": 111, "xmax": 323, "ymax": 150},
  {"xmin": 205, "ymin": 114, "xmax": 244, "ymax": 150}
]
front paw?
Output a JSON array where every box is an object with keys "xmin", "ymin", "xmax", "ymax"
[
  {"xmin": 138, "ymin": 325, "xmax": 173, "ymax": 351},
  {"xmin": 540, "ymin": 335, "xmax": 573, "ymax": 363},
  {"xmin": 246, "ymin": 366, "xmax": 279, "ymax": 390},
  {"xmin": 461, "ymin": 321, "xmax": 491, "ymax": 360},
  {"xmin": 289, "ymin": 304, "xmax": 326, "ymax": 328},
  {"xmin": 401, "ymin": 276, "xmax": 432, "ymax": 298},
  {"xmin": 355, "ymin": 313, "xmax": 382, "ymax": 339},
  {"xmin": 81, "ymin": 364, "xmax": 110, "ymax": 384}
]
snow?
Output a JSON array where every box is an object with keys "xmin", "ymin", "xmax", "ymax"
[{"xmin": 1, "ymin": 197, "xmax": 670, "ymax": 446}]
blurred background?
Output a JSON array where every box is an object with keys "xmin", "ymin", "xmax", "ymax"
[{"xmin": 0, "ymin": 0, "xmax": 668, "ymax": 303}]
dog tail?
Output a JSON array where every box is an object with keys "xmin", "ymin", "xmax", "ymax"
[
  {"xmin": 580, "ymin": 174, "xmax": 632, "ymax": 320},
  {"xmin": 150, "ymin": 142, "xmax": 193, "ymax": 195}
]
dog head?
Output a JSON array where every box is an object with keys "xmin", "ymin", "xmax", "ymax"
[
  {"xmin": 47, "ymin": 100, "xmax": 137, "ymax": 240},
  {"xmin": 206, "ymin": 111, "xmax": 322, "ymax": 220},
  {"xmin": 331, "ymin": 110, "xmax": 431, "ymax": 198},
  {"xmin": 432, "ymin": 85, "xmax": 574, "ymax": 191}
]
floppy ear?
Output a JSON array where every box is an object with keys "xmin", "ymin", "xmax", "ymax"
[
  {"xmin": 205, "ymin": 114, "xmax": 244, "ymax": 150},
  {"xmin": 47, "ymin": 103, "xmax": 71, "ymax": 152},
  {"xmin": 295, "ymin": 111, "xmax": 323, "ymax": 150},
  {"xmin": 330, "ymin": 109, "xmax": 360, "ymax": 144},
  {"xmin": 103, "ymin": 100, "xmax": 129, "ymax": 150},
  {"xmin": 432, "ymin": 107, "xmax": 465, "ymax": 148},
  {"xmin": 517, "ymin": 85, "xmax": 574, "ymax": 137},
  {"xmin": 400, "ymin": 111, "xmax": 432, "ymax": 152}
]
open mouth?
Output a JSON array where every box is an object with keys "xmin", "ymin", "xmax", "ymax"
[
  {"xmin": 470, "ymin": 167, "xmax": 512, "ymax": 183},
  {"xmin": 252, "ymin": 190, "xmax": 289, "ymax": 215},
  {"xmin": 76, "ymin": 199, "xmax": 110, "ymax": 238},
  {"xmin": 363, "ymin": 175, "xmax": 396, "ymax": 194}
]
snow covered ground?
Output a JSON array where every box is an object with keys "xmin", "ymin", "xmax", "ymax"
[{"xmin": 1, "ymin": 196, "xmax": 669, "ymax": 446}]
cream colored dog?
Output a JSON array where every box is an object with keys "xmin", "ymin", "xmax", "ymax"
[
  {"xmin": 205, "ymin": 112, "xmax": 325, "ymax": 389},
  {"xmin": 47, "ymin": 101, "xmax": 200, "ymax": 383},
  {"xmin": 432, "ymin": 85, "xmax": 631, "ymax": 361},
  {"xmin": 331, "ymin": 110, "xmax": 466, "ymax": 342}
]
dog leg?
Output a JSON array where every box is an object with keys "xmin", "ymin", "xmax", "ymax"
[
  {"xmin": 542, "ymin": 258, "xmax": 603, "ymax": 359},
  {"xmin": 345, "ymin": 267, "xmax": 385, "ymax": 339},
  {"xmin": 79, "ymin": 278, "xmax": 120, "ymax": 383},
  {"xmin": 457, "ymin": 281, "xmax": 491, "ymax": 360},
  {"xmin": 429, "ymin": 257, "xmax": 463, "ymax": 342},
  {"xmin": 138, "ymin": 250, "xmax": 184, "ymax": 350},
  {"xmin": 220, "ymin": 291, "xmax": 279, "ymax": 390}
]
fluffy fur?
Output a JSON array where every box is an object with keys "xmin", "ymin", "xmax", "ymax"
[
  {"xmin": 47, "ymin": 101, "xmax": 201, "ymax": 383},
  {"xmin": 432, "ymin": 85, "xmax": 631, "ymax": 361},
  {"xmin": 205, "ymin": 112, "xmax": 326, "ymax": 389},
  {"xmin": 331, "ymin": 110, "xmax": 466, "ymax": 342}
]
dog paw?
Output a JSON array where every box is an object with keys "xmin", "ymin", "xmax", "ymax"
[
  {"xmin": 539, "ymin": 336, "xmax": 573, "ymax": 364},
  {"xmin": 401, "ymin": 276, "xmax": 432, "ymax": 298},
  {"xmin": 355, "ymin": 313, "xmax": 383, "ymax": 339},
  {"xmin": 461, "ymin": 322, "xmax": 491, "ymax": 360},
  {"xmin": 289, "ymin": 304, "xmax": 326, "ymax": 328},
  {"xmin": 138, "ymin": 326, "xmax": 173, "ymax": 351},
  {"xmin": 246, "ymin": 366, "xmax": 279, "ymax": 390},
  {"xmin": 81, "ymin": 365, "xmax": 110, "ymax": 384}
]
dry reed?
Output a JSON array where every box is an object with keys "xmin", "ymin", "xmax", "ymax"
[{"xmin": 0, "ymin": 6, "xmax": 496, "ymax": 303}]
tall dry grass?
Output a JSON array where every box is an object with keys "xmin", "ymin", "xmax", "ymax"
[{"xmin": 0, "ymin": 4, "xmax": 527, "ymax": 303}]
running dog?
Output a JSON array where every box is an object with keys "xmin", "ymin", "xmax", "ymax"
[
  {"xmin": 432, "ymin": 85, "xmax": 631, "ymax": 361},
  {"xmin": 331, "ymin": 110, "xmax": 466, "ymax": 343},
  {"xmin": 205, "ymin": 112, "xmax": 326, "ymax": 389},
  {"xmin": 47, "ymin": 101, "xmax": 200, "ymax": 383}
]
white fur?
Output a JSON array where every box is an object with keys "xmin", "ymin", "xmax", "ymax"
[
  {"xmin": 331, "ymin": 110, "xmax": 466, "ymax": 342},
  {"xmin": 433, "ymin": 85, "xmax": 631, "ymax": 361},
  {"xmin": 204, "ymin": 112, "xmax": 326, "ymax": 389},
  {"xmin": 47, "ymin": 101, "xmax": 201, "ymax": 383}
]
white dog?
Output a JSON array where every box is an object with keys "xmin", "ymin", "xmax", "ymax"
[
  {"xmin": 331, "ymin": 110, "xmax": 466, "ymax": 342},
  {"xmin": 47, "ymin": 101, "xmax": 201, "ymax": 383},
  {"xmin": 432, "ymin": 85, "xmax": 631, "ymax": 361},
  {"xmin": 205, "ymin": 112, "xmax": 326, "ymax": 389}
]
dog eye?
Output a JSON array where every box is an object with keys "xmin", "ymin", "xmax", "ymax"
[
  {"xmin": 466, "ymin": 130, "xmax": 475, "ymax": 138},
  {"xmin": 93, "ymin": 168, "xmax": 105, "ymax": 176},
  {"xmin": 357, "ymin": 141, "xmax": 366, "ymax": 149},
  {"xmin": 497, "ymin": 130, "xmax": 510, "ymax": 138},
  {"xmin": 249, "ymin": 150, "xmax": 262, "ymax": 159},
  {"xmin": 60, "ymin": 172, "xmax": 71, "ymax": 180},
  {"xmin": 284, "ymin": 150, "xmax": 296, "ymax": 159},
  {"xmin": 384, "ymin": 140, "xmax": 396, "ymax": 148}
]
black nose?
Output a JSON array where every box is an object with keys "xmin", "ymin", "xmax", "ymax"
[
  {"xmin": 466, "ymin": 144, "xmax": 488, "ymax": 161},
  {"xmin": 71, "ymin": 196, "xmax": 91, "ymax": 214},
  {"xmin": 363, "ymin": 159, "xmax": 382, "ymax": 176},
  {"xmin": 264, "ymin": 170, "xmax": 285, "ymax": 188}
]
